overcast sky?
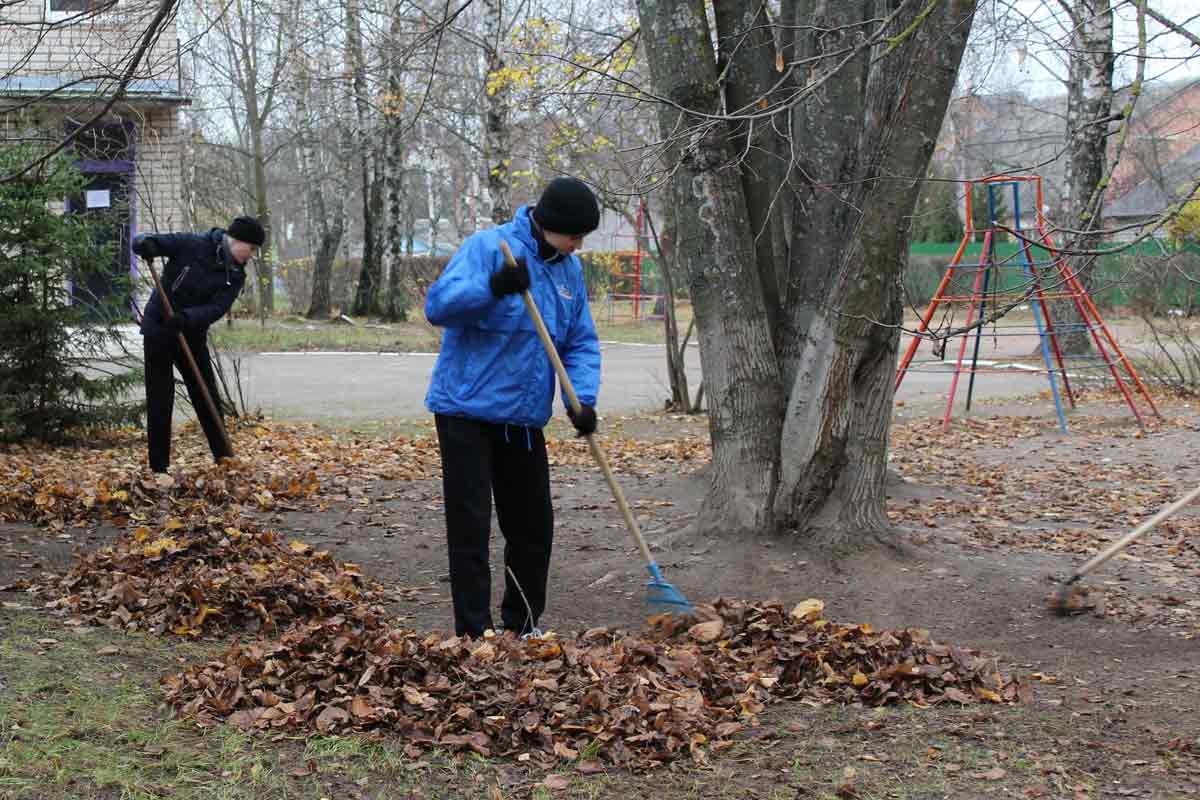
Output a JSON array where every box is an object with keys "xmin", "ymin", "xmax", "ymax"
[{"xmin": 967, "ymin": 0, "xmax": 1200, "ymax": 97}]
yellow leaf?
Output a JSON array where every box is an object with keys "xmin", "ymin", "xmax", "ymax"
[
  {"xmin": 350, "ymin": 696, "xmax": 375, "ymax": 718},
  {"xmin": 142, "ymin": 537, "xmax": 178, "ymax": 557},
  {"xmin": 163, "ymin": 517, "xmax": 184, "ymax": 532},
  {"xmin": 288, "ymin": 540, "xmax": 313, "ymax": 555},
  {"xmin": 976, "ymin": 688, "xmax": 1002, "ymax": 703},
  {"xmin": 192, "ymin": 605, "xmax": 220, "ymax": 626},
  {"xmin": 852, "ymin": 672, "xmax": 869, "ymax": 687},
  {"xmin": 790, "ymin": 598, "xmax": 825, "ymax": 622},
  {"xmin": 688, "ymin": 619, "xmax": 724, "ymax": 643}
]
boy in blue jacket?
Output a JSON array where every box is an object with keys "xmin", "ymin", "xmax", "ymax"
[
  {"xmin": 425, "ymin": 177, "xmax": 603, "ymax": 638},
  {"xmin": 132, "ymin": 216, "xmax": 263, "ymax": 473}
]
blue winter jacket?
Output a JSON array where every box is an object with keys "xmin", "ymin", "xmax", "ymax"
[{"xmin": 424, "ymin": 206, "xmax": 601, "ymax": 428}]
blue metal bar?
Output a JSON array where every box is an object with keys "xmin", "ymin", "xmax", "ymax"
[
  {"xmin": 965, "ymin": 187, "xmax": 1000, "ymax": 412},
  {"xmin": 1013, "ymin": 182, "xmax": 1068, "ymax": 432}
]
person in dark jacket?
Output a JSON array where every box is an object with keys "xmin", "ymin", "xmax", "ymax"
[
  {"xmin": 132, "ymin": 216, "xmax": 263, "ymax": 473},
  {"xmin": 425, "ymin": 177, "xmax": 603, "ymax": 639}
]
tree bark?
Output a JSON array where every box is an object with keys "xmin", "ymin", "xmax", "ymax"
[
  {"xmin": 1058, "ymin": 0, "xmax": 1115, "ymax": 353},
  {"xmin": 483, "ymin": 0, "xmax": 512, "ymax": 224},
  {"xmin": 645, "ymin": 204, "xmax": 690, "ymax": 411},
  {"xmin": 383, "ymin": 2, "xmax": 410, "ymax": 322},
  {"xmin": 348, "ymin": 0, "xmax": 383, "ymax": 317},
  {"xmin": 297, "ymin": 56, "xmax": 345, "ymax": 320},
  {"xmin": 714, "ymin": 1, "xmax": 786, "ymax": 337},
  {"xmin": 636, "ymin": 0, "xmax": 785, "ymax": 537},
  {"xmin": 634, "ymin": 0, "xmax": 977, "ymax": 546}
]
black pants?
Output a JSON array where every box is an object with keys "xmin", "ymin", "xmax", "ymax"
[
  {"xmin": 435, "ymin": 413, "xmax": 554, "ymax": 638},
  {"xmin": 143, "ymin": 332, "xmax": 230, "ymax": 472}
]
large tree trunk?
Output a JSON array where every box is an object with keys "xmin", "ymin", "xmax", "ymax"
[
  {"xmin": 483, "ymin": 0, "xmax": 512, "ymax": 224},
  {"xmin": 644, "ymin": 203, "xmax": 690, "ymax": 411},
  {"xmin": 636, "ymin": 0, "xmax": 784, "ymax": 537},
  {"xmin": 635, "ymin": 0, "xmax": 977, "ymax": 546},
  {"xmin": 714, "ymin": 1, "xmax": 787, "ymax": 337},
  {"xmin": 382, "ymin": 2, "xmax": 409, "ymax": 323},
  {"xmin": 1057, "ymin": 0, "xmax": 1115, "ymax": 353},
  {"xmin": 348, "ymin": 0, "xmax": 383, "ymax": 317},
  {"xmin": 250, "ymin": 118, "xmax": 273, "ymax": 322},
  {"xmin": 297, "ymin": 57, "xmax": 345, "ymax": 320}
]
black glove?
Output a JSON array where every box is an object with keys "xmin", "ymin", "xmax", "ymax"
[
  {"xmin": 489, "ymin": 258, "xmax": 530, "ymax": 297},
  {"xmin": 567, "ymin": 404, "xmax": 597, "ymax": 437},
  {"xmin": 164, "ymin": 310, "xmax": 190, "ymax": 333},
  {"xmin": 132, "ymin": 235, "xmax": 159, "ymax": 259}
]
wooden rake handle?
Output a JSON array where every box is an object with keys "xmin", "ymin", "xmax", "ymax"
[
  {"xmin": 498, "ymin": 240, "xmax": 655, "ymax": 568},
  {"xmin": 1069, "ymin": 482, "xmax": 1200, "ymax": 584},
  {"xmin": 143, "ymin": 257, "xmax": 234, "ymax": 459}
]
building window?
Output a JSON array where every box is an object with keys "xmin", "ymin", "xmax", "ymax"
[{"xmin": 46, "ymin": 0, "xmax": 112, "ymax": 22}]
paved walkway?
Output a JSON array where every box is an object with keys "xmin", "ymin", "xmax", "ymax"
[{"xmin": 226, "ymin": 340, "xmax": 1055, "ymax": 423}]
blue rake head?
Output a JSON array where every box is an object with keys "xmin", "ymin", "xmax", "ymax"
[{"xmin": 645, "ymin": 561, "xmax": 692, "ymax": 615}]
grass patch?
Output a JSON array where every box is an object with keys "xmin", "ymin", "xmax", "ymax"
[
  {"xmin": 0, "ymin": 610, "xmax": 434, "ymax": 799},
  {"xmin": 207, "ymin": 303, "xmax": 696, "ymax": 353},
  {"xmin": 211, "ymin": 317, "xmax": 441, "ymax": 354}
]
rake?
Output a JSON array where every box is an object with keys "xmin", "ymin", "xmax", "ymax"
[
  {"xmin": 143, "ymin": 257, "xmax": 234, "ymax": 459},
  {"xmin": 1049, "ymin": 481, "xmax": 1200, "ymax": 615},
  {"xmin": 498, "ymin": 240, "xmax": 692, "ymax": 615}
]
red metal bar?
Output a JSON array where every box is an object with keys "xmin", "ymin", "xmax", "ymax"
[
  {"xmin": 1019, "ymin": 237, "xmax": 1076, "ymax": 408},
  {"xmin": 1037, "ymin": 218, "xmax": 1158, "ymax": 426},
  {"xmin": 633, "ymin": 200, "xmax": 644, "ymax": 321},
  {"xmin": 896, "ymin": 182, "xmax": 975, "ymax": 392},
  {"xmin": 943, "ymin": 230, "xmax": 992, "ymax": 432}
]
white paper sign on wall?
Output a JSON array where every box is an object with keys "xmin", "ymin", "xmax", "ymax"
[{"xmin": 85, "ymin": 189, "xmax": 111, "ymax": 209}]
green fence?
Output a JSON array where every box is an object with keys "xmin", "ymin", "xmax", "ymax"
[{"xmin": 905, "ymin": 239, "xmax": 1199, "ymax": 310}]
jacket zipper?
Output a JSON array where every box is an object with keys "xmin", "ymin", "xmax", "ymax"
[{"xmin": 170, "ymin": 265, "xmax": 191, "ymax": 293}]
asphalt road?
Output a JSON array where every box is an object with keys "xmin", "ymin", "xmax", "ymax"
[{"xmin": 224, "ymin": 341, "xmax": 1053, "ymax": 423}]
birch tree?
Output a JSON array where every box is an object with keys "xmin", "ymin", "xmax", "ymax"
[
  {"xmin": 633, "ymin": 0, "xmax": 977, "ymax": 545},
  {"xmin": 294, "ymin": 51, "xmax": 349, "ymax": 320},
  {"xmin": 1057, "ymin": 0, "xmax": 1117, "ymax": 352},
  {"xmin": 483, "ymin": 0, "xmax": 513, "ymax": 223},
  {"xmin": 348, "ymin": 0, "xmax": 385, "ymax": 317},
  {"xmin": 191, "ymin": 0, "xmax": 298, "ymax": 318}
]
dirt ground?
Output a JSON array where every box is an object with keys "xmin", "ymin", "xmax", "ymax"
[{"xmin": 2, "ymin": 395, "xmax": 1200, "ymax": 799}]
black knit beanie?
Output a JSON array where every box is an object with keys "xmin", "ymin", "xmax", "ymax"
[
  {"xmin": 227, "ymin": 216, "xmax": 266, "ymax": 246},
  {"xmin": 533, "ymin": 177, "xmax": 600, "ymax": 235}
]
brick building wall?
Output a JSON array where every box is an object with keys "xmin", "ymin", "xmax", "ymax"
[
  {"xmin": 1, "ymin": 0, "xmax": 188, "ymax": 244},
  {"xmin": 0, "ymin": 0, "xmax": 179, "ymax": 83}
]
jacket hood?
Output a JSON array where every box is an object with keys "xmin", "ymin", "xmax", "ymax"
[{"xmin": 510, "ymin": 206, "xmax": 539, "ymax": 252}]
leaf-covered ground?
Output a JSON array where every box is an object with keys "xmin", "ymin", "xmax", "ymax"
[{"xmin": 2, "ymin": 394, "xmax": 1200, "ymax": 797}]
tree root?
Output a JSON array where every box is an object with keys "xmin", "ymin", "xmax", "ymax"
[{"xmin": 801, "ymin": 522, "xmax": 913, "ymax": 574}]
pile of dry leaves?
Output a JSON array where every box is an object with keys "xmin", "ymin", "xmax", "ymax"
[
  {"xmin": 0, "ymin": 425, "xmax": 441, "ymax": 530},
  {"xmin": 34, "ymin": 513, "xmax": 384, "ymax": 636},
  {"xmin": 163, "ymin": 598, "xmax": 1024, "ymax": 770},
  {"xmin": 0, "ymin": 422, "xmax": 704, "ymax": 532}
]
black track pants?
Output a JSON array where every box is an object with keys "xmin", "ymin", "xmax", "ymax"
[
  {"xmin": 143, "ymin": 332, "xmax": 230, "ymax": 472},
  {"xmin": 434, "ymin": 413, "xmax": 554, "ymax": 637}
]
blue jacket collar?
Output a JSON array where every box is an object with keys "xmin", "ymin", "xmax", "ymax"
[{"xmin": 512, "ymin": 205, "xmax": 565, "ymax": 263}]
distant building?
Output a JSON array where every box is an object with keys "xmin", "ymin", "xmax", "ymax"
[
  {"xmin": 1106, "ymin": 142, "xmax": 1200, "ymax": 239},
  {"xmin": 0, "ymin": 0, "xmax": 189, "ymax": 309},
  {"xmin": 935, "ymin": 82, "xmax": 1200, "ymax": 234}
]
